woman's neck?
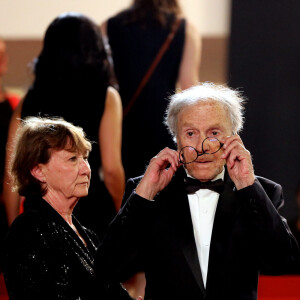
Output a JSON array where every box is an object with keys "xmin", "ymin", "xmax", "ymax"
[{"xmin": 43, "ymin": 191, "xmax": 78, "ymax": 226}]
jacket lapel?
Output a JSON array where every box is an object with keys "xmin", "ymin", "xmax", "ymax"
[
  {"xmin": 205, "ymin": 171, "xmax": 239, "ymax": 294},
  {"xmin": 168, "ymin": 168, "xmax": 206, "ymax": 296}
]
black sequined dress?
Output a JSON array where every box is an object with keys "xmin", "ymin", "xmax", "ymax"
[{"xmin": 3, "ymin": 196, "xmax": 102, "ymax": 299}]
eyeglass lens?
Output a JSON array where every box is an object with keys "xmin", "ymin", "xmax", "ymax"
[{"xmin": 179, "ymin": 137, "xmax": 223, "ymax": 164}]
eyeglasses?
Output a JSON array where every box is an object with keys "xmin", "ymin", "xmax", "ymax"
[{"xmin": 179, "ymin": 137, "xmax": 224, "ymax": 164}]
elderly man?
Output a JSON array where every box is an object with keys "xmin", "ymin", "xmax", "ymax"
[{"xmin": 96, "ymin": 82, "xmax": 299, "ymax": 300}]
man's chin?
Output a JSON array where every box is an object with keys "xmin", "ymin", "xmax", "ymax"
[
  {"xmin": 187, "ymin": 170, "xmax": 214, "ymax": 182},
  {"xmin": 194, "ymin": 177, "xmax": 213, "ymax": 182}
]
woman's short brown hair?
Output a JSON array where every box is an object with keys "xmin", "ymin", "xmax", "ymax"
[{"xmin": 10, "ymin": 116, "xmax": 92, "ymax": 197}]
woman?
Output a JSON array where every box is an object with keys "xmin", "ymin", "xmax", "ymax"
[
  {"xmin": 3, "ymin": 117, "xmax": 102, "ymax": 299},
  {"xmin": 101, "ymin": 0, "xmax": 201, "ymax": 179},
  {"xmin": 3, "ymin": 13, "xmax": 125, "ymax": 239}
]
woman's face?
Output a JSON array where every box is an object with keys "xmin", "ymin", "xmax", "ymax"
[{"xmin": 40, "ymin": 147, "xmax": 91, "ymax": 201}]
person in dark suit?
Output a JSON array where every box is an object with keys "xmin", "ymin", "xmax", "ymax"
[{"xmin": 96, "ymin": 82, "xmax": 300, "ymax": 300}]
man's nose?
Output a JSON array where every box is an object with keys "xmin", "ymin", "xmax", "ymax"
[{"xmin": 196, "ymin": 136, "xmax": 208, "ymax": 153}]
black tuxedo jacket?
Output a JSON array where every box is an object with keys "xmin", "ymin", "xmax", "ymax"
[{"xmin": 96, "ymin": 167, "xmax": 300, "ymax": 300}]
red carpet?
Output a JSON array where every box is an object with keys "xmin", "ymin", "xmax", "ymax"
[
  {"xmin": 0, "ymin": 273, "xmax": 299, "ymax": 299},
  {"xmin": 0, "ymin": 274, "xmax": 8, "ymax": 300},
  {"xmin": 258, "ymin": 275, "xmax": 300, "ymax": 300}
]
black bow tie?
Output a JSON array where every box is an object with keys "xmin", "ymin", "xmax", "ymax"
[{"xmin": 184, "ymin": 178, "xmax": 224, "ymax": 194}]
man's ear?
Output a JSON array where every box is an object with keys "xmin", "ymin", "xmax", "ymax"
[{"xmin": 30, "ymin": 165, "xmax": 46, "ymax": 182}]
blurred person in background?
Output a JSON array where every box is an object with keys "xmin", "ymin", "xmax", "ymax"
[
  {"xmin": 3, "ymin": 13, "xmax": 125, "ymax": 240},
  {"xmin": 101, "ymin": 0, "xmax": 201, "ymax": 180},
  {"xmin": 0, "ymin": 37, "xmax": 20, "ymax": 272}
]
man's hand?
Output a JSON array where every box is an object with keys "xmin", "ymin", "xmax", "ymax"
[
  {"xmin": 135, "ymin": 148, "xmax": 180, "ymax": 200},
  {"xmin": 221, "ymin": 134, "xmax": 255, "ymax": 190}
]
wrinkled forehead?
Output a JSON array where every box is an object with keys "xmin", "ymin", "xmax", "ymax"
[
  {"xmin": 48, "ymin": 145, "xmax": 89, "ymax": 162},
  {"xmin": 178, "ymin": 100, "xmax": 232, "ymax": 129}
]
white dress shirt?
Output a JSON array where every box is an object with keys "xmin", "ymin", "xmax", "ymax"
[{"xmin": 186, "ymin": 169, "xmax": 225, "ymax": 287}]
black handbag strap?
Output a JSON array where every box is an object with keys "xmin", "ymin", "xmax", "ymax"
[{"xmin": 123, "ymin": 18, "xmax": 182, "ymax": 118}]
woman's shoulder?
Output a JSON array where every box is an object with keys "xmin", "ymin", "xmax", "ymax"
[
  {"xmin": 8, "ymin": 208, "xmax": 47, "ymax": 241},
  {"xmin": 8, "ymin": 198, "xmax": 59, "ymax": 240},
  {"xmin": 105, "ymin": 86, "xmax": 122, "ymax": 107},
  {"xmin": 106, "ymin": 85, "xmax": 119, "ymax": 98},
  {"xmin": 108, "ymin": 9, "xmax": 131, "ymax": 24},
  {"xmin": 184, "ymin": 19, "xmax": 199, "ymax": 39}
]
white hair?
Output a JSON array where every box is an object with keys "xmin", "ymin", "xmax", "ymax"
[{"xmin": 165, "ymin": 82, "xmax": 246, "ymax": 140}]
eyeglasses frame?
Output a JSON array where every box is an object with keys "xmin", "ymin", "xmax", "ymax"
[{"xmin": 179, "ymin": 137, "xmax": 224, "ymax": 164}]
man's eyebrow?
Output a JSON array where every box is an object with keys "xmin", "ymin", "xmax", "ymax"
[
  {"xmin": 181, "ymin": 122, "xmax": 196, "ymax": 128},
  {"xmin": 181, "ymin": 122, "xmax": 224, "ymax": 130},
  {"xmin": 207, "ymin": 125, "xmax": 223, "ymax": 130}
]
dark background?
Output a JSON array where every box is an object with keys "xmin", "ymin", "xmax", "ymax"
[{"xmin": 228, "ymin": 0, "xmax": 300, "ymax": 221}]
